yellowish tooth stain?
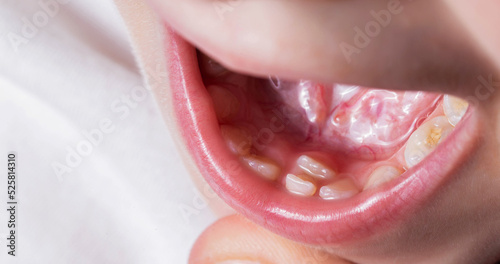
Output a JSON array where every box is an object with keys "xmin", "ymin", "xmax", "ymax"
[
  {"xmin": 454, "ymin": 99, "xmax": 468, "ymax": 112},
  {"xmin": 426, "ymin": 127, "xmax": 443, "ymax": 146}
]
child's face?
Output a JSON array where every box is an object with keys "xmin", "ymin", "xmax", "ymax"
[{"xmin": 134, "ymin": 0, "xmax": 500, "ymax": 262}]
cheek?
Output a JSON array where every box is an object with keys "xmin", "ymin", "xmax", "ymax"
[
  {"xmin": 443, "ymin": 1, "xmax": 500, "ymax": 71},
  {"xmin": 332, "ymin": 150, "xmax": 500, "ymax": 263}
]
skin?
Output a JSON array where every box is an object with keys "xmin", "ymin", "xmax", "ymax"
[{"xmin": 115, "ymin": 1, "xmax": 500, "ymax": 263}]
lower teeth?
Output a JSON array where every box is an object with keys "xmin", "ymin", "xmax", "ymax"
[
  {"xmin": 404, "ymin": 116, "xmax": 454, "ymax": 168},
  {"xmin": 241, "ymin": 155, "xmax": 281, "ymax": 181},
  {"xmin": 296, "ymin": 155, "xmax": 337, "ymax": 180},
  {"xmin": 443, "ymin": 95, "xmax": 469, "ymax": 126},
  {"xmin": 364, "ymin": 166, "xmax": 403, "ymax": 190},
  {"xmin": 285, "ymin": 174, "xmax": 317, "ymax": 197},
  {"xmin": 319, "ymin": 178, "xmax": 359, "ymax": 200},
  {"xmin": 203, "ymin": 53, "xmax": 469, "ymax": 200}
]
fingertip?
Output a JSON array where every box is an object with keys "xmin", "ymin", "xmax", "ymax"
[{"xmin": 189, "ymin": 214, "xmax": 351, "ymax": 264}]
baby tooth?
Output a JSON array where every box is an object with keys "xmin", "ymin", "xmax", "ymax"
[
  {"xmin": 242, "ymin": 155, "xmax": 281, "ymax": 181},
  {"xmin": 208, "ymin": 85, "xmax": 240, "ymax": 122},
  {"xmin": 297, "ymin": 155, "xmax": 336, "ymax": 180},
  {"xmin": 364, "ymin": 166, "xmax": 402, "ymax": 190},
  {"xmin": 220, "ymin": 125, "xmax": 252, "ymax": 156},
  {"xmin": 404, "ymin": 116, "xmax": 454, "ymax": 168},
  {"xmin": 285, "ymin": 174, "xmax": 317, "ymax": 197},
  {"xmin": 443, "ymin": 95, "xmax": 469, "ymax": 126},
  {"xmin": 319, "ymin": 178, "xmax": 359, "ymax": 200}
]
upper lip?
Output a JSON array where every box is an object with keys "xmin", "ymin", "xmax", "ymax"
[{"xmin": 165, "ymin": 27, "xmax": 481, "ymax": 245}]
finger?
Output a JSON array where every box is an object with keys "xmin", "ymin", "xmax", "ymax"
[
  {"xmin": 146, "ymin": 0, "xmax": 495, "ymax": 96},
  {"xmin": 189, "ymin": 214, "xmax": 352, "ymax": 264}
]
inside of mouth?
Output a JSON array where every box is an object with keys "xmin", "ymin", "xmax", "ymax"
[{"xmin": 198, "ymin": 51, "xmax": 470, "ymax": 200}]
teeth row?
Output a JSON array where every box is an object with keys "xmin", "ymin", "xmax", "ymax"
[
  {"xmin": 219, "ymin": 95, "xmax": 468, "ymax": 199},
  {"xmin": 222, "ymin": 125, "xmax": 398, "ymax": 199},
  {"xmin": 284, "ymin": 173, "xmax": 361, "ymax": 199}
]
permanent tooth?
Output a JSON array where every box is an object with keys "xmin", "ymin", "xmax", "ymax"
[
  {"xmin": 404, "ymin": 116, "xmax": 454, "ymax": 168},
  {"xmin": 242, "ymin": 155, "xmax": 281, "ymax": 181},
  {"xmin": 364, "ymin": 166, "xmax": 403, "ymax": 190},
  {"xmin": 207, "ymin": 85, "xmax": 240, "ymax": 122},
  {"xmin": 220, "ymin": 125, "xmax": 252, "ymax": 156},
  {"xmin": 285, "ymin": 174, "xmax": 317, "ymax": 197},
  {"xmin": 297, "ymin": 155, "xmax": 336, "ymax": 180},
  {"xmin": 443, "ymin": 95, "xmax": 469, "ymax": 126},
  {"xmin": 319, "ymin": 178, "xmax": 359, "ymax": 200}
]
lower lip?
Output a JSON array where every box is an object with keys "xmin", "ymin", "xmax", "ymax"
[{"xmin": 165, "ymin": 27, "xmax": 481, "ymax": 245}]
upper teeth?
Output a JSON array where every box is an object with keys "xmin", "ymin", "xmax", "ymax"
[
  {"xmin": 443, "ymin": 95, "xmax": 469, "ymax": 126},
  {"xmin": 404, "ymin": 116, "xmax": 454, "ymax": 168}
]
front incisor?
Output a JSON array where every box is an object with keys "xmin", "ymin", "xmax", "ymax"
[
  {"xmin": 319, "ymin": 178, "xmax": 359, "ymax": 200},
  {"xmin": 285, "ymin": 174, "xmax": 317, "ymax": 197},
  {"xmin": 242, "ymin": 155, "xmax": 281, "ymax": 181},
  {"xmin": 297, "ymin": 155, "xmax": 336, "ymax": 180}
]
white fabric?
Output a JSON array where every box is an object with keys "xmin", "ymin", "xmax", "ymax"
[{"xmin": 0, "ymin": 1, "xmax": 215, "ymax": 263}]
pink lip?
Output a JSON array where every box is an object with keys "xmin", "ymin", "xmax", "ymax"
[{"xmin": 166, "ymin": 27, "xmax": 481, "ymax": 245}]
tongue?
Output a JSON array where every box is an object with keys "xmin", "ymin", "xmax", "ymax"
[{"xmin": 272, "ymin": 79, "xmax": 441, "ymax": 160}]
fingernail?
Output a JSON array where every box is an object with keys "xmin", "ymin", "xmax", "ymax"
[{"xmin": 217, "ymin": 260, "xmax": 261, "ymax": 264}]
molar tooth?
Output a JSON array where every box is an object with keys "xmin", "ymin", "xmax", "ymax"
[
  {"xmin": 404, "ymin": 116, "xmax": 454, "ymax": 168},
  {"xmin": 242, "ymin": 155, "xmax": 281, "ymax": 181},
  {"xmin": 319, "ymin": 178, "xmax": 359, "ymax": 200},
  {"xmin": 443, "ymin": 95, "xmax": 469, "ymax": 126},
  {"xmin": 297, "ymin": 155, "xmax": 336, "ymax": 180},
  {"xmin": 285, "ymin": 174, "xmax": 317, "ymax": 197},
  {"xmin": 220, "ymin": 125, "xmax": 252, "ymax": 156},
  {"xmin": 207, "ymin": 85, "xmax": 240, "ymax": 122},
  {"xmin": 364, "ymin": 166, "xmax": 403, "ymax": 190}
]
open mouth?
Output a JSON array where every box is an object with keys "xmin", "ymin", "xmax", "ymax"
[{"xmin": 165, "ymin": 28, "xmax": 480, "ymax": 245}]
